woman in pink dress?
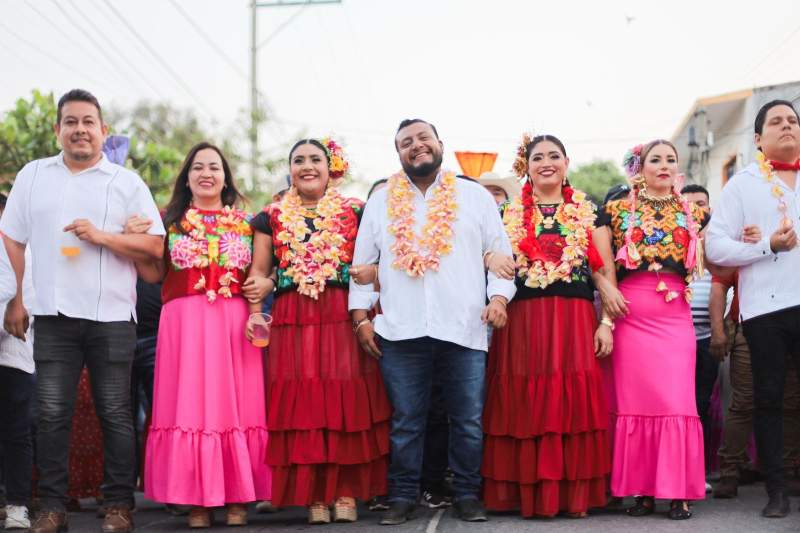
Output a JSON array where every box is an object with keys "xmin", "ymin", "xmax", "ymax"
[
  {"xmin": 140, "ymin": 142, "xmax": 270, "ymax": 528},
  {"xmin": 594, "ymin": 140, "xmax": 708, "ymax": 520}
]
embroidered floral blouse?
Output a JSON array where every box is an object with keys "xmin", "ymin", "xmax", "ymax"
[
  {"xmin": 250, "ymin": 198, "xmax": 364, "ymax": 295},
  {"xmin": 501, "ymin": 201, "xmax": 596, "ymax": 302},
  {"xmin": 597, "ymin": 197, "xmax": 709, "ymax": 283},
  {"xmin": 162, "ymin": 207, "xmax": 254, "ymax": 304}
]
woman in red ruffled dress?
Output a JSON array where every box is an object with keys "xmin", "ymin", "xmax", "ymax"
[
  {"xmin": 482, "ymin": 134, "xmax": 624, "ymax": 518},
  {"xmin": 141, "ymin": 142, "xmax": 271, "ymax": 528},
  {"xmin": 248, "ymin": 138, "xmax": 390, "ymax": 524}
]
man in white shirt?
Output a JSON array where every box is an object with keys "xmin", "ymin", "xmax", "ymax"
[
  {"xmin": 706, "ymin": 99, "xmax": 800, "ymax": 518},
  {"xmin": 349, "ymin": 119, "xmax": 515, "ymax": 525},
  {"xmin": 0, "ymin": 193, "xmax": 35, "ymax": 530},
  {"xmin": 0, "ymin": 89, "xmax": 165, "ymax": 533}
]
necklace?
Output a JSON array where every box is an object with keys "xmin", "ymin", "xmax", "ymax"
[
  {"xmin": 756, "ymin": 151, "xmax": 793, "ymax": 228},
  {"xmin": 387, "ymin": 170, "xmax": 457, "ymax": 277},
  {"xmin": 638, "ymin": 188, "xmax": 678, "ymax": 208}
]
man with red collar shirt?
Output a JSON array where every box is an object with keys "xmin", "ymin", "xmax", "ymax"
[{"xmin": 706, "ymin": 99, "xmax": 800, "ymax": 518}]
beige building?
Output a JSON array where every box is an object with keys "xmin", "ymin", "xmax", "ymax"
[{"xmin": 671, "ymin": 81, "xmax": 800, "ymax": 207}]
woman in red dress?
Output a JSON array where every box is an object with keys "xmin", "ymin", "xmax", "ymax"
[
  {"xmin": 248, "ymin": 138, "xmax": 389, "ymax": 524},
  {"xmin": 482, "ymin": 134, "xmax": 623, "ymax": 518}
]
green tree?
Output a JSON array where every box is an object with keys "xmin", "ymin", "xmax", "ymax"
[
  {"xmin": 0, "ymin": 90, "xmax": 59, "ymax": 192},
  {"xmin": 568, "ymin": 159, "xmax": 627, "ymax": 205}
]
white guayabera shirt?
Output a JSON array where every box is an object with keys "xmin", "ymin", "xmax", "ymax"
[
  {"xmin": 0, "ymin": 152, "xmax": 165, "ymax": 322},
  {"xmin": 349, "ymin": 173, "xmax": 516, "ymax": 352}
]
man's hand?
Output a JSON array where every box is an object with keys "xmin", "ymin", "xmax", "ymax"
[
  {"xmin": 64, "ymin": 219, "xmax": 107, "ymax": 246},
  {"xmin": 481, "ymin": 296, "xmax": 508, "ymax": 328},
  {"xmin": 770, "ymin": 224, "xmax": 797, "ymax": 253},
  {"xmin": 710, "ymin": 325, "xmax": 728, "ymax": 362},
  {"xmin": 4, "ymin": 296, "xmax": 29, "ymax": 341},
  {"xmin": 356, "ymin": 321, "xmax": 381, "ymax": 359},
  {"xmin": 242, "ymin": 276, "xmax": 274, "ymax": 304}
]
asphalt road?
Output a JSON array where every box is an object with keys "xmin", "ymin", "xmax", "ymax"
[{"xmin": 31, "ymin": 483, "xmax": 800, "ymax": 532}]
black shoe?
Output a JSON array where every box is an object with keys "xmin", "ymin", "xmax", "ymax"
[
  {"xmin": 626, "ymin": 496, "xmax": 655, "ymax": 517},
  {"xmin": 420, "ymin": 490, "xmax": 452, "ymax": 509},
  {"xmin": 452, "ymin": 499, "xmax": 488, "ymax": 522},
  {"xmin": 762, "ymin": 492, "xmax": 790, "ymax": 518},
  {"xmin": 379, "ymin": 502, "xmax": 416, "ymax": 526},
  {"xmin": 714, "ymin": 476, "xmax": 739, "ymax": 499},
  {"xmin": 668, "ymin": 500, "xmax": 692, "ymax": 520},
  {"xmin": 368, "ymin": 496, "xmax": 390, "ymax": 512}
]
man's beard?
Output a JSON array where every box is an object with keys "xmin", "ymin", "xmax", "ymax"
[{"xmin": 402, "ymin": 150, "xmax": 443, "ymax": 178}]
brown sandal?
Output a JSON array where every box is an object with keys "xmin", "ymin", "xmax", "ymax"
[
  {"xmin": 332, "ymin": 497, "xmax": 357, "ymax": 522},
  {"xmin": 308, "ymin": 503, "xmax": 331, "ymax": 524}
]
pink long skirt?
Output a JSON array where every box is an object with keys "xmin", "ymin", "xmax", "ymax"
[
  {"xmin": 145, "ymin": 294, "xmax": 271, "ymax": 506},
  {"xmin": 603, "ymin": 272, "xmax": 705, "ymax": 500}
]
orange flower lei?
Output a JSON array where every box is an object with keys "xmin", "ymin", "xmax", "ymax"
[
  {"xmin": 276, "ymin": 186, "xmax": 348, "ymax": 299},
  {"xmin": 503, "ymin": 189, "xmax": 596, "ymax": 289},
  {"xmin": 756, "ymin": 151, "xmax": 792, "ymax": 227},
  {"xmin": 387, "ymin": 170, "xmax": 457, "ymax": 277}
]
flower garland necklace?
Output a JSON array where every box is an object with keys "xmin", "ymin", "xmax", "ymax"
[
  {"xmin": 387, "ymin": 170, "xmax": 457, "ymax": 277},
  {"xmin": 756, "ymin": 151, "xmax": 794, "ymax": 228},
  {"xmin": 503, "ymin": 181, "xmax": 596, "ymax": 289},
  {"xmin": 276, "ymin": 186, "xmax": 348, "ymax": 300}
]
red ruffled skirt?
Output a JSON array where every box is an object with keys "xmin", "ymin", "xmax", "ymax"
[
  {"xmin": 482, "ymin": 296, "xmax": 611, "ymax": 517},
  {"xmin": 267, "ymin": 287, "xmax": 390, "ymax": 507}
]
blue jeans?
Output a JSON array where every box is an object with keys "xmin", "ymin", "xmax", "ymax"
[{"xmin": 378, "ymin": 336, "xmax": 486, "ymax": 503}]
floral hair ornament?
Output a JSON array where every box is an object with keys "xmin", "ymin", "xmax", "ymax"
[
  {"xmin": 512, "ymin": 132, "xmax": 535, "ymax": 178},
  {"xmin": 622, "ymin": 144, "xmax": 644, "ymax": 179},
  {"xmin": 321, "ymin": 136, "xmax": 350, "ymax": 180}
]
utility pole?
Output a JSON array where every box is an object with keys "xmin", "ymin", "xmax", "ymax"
[{"xmin": 249, "ymin": 0, "xmax": 342, "ymax": 188}]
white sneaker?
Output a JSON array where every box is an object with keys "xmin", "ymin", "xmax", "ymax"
[
  {"xmin": 705, "ymin": 482, "xmax": 712, "ymax": 493},
  {"xmin": 4, "ymin": 505, "xmax": 30, "ymax": 530}
]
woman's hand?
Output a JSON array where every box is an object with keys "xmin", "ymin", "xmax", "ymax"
[
  {"xmin": 350, "ymin": 264, "xmax": 378, "ymax": 285},
  {"xmin": 245, "ymin": 318, "xmax": 255, "ymax": 342},
  {"xmin": 595, "ymin": 277, "xmax": 629, "ymax": 319},
  {"xmin": 741, "ymin": 224, "xmax": 762, "ymax": 244},
  {"xmin": 123, "ymin": 215, "xmax": 153, "ymax": 235},
  {"xmin": 594, "ymin": 324, "xmax": 613, "ymax": 358},
  {"xmin": 486, "ymin": 253, "xmax": 516, "ymax": 280},
  {"xmin": 242, "ymin": 276, "xmax": 274, "ymax": 304}
]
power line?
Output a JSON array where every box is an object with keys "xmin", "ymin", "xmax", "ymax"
[
  {"xmin": 103, "ymin": 1, "xmax": 217, "ymax": 120},
  {"xmin": 739, "ymin": 21, "xmax": 800, "ymax": 85},
  {"xmin": 0, "ymin": 20, "xmax": 115, "ymax": 92},
  {"xmin": 168, "ymin": 0, "xmax": 248, "ymax": 79},
  {"xmin": 257, "ymin": 2, "xmax": 309, "ymax": 49},
  {"xmin": 48, "ymin": 0, "xmax": 154, "ymax": 97},
  {"xmin": 68, "ymin": 0, "xmax": 167, "ymax": 100},
  {"xmin": 23, "ymin": 0, "xmax": 132, "ymax": 92}
]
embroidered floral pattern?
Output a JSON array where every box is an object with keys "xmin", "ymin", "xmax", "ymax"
[{"xmin": 168, "ymin": 206, "xmax": 253, "ymax": 302}]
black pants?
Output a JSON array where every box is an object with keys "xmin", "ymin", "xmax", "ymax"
[
  {"xmin": 742, "ymin": 305, "xmax": 800, "ymax": 495},
  {"xmin": 694, "ymin": 336, "xmax": 719, "ymax": 468},
  {"xmin": 0, "ymin": 366, "xmax": 35, "ymax": 505},
  {"xmin": 131, "ymin": 335, "xmax": 156, "ymax": 484},
  {"xmin": 33, "ymin": 315, "xmax": 137, "ymax": 511}
]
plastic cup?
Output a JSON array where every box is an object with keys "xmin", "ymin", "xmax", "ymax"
[
  {"xmin": 60, "ymin": 230, "xmax": 81, "ymax": 258},
  {"xmin": 248, "ymin": 313, "xmax": 272, "ymax": 348}
]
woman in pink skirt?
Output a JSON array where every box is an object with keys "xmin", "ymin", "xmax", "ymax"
[
  {"xmin": 138, "ymin": 142, "xmax": 270, "ymax": 528},
  {"xmin": 594, "ymin": 139, "xmax": 708, "ymax": 520}
]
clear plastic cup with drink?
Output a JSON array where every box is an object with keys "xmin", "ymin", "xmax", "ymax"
[
  {"xmin": 60, "ymin": 229, "xmax": 81, "ymax": 258},
  {"xmin": 248, "ymin": 313, "xmax": 272, "ymax": 348}
]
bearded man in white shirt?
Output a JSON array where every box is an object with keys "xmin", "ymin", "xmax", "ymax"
[
  {"xmin": 349, "ymin": 119, "xmax": 516, "ymax": 525},
  {"xmin": 706, "ymin": 99, "xmax": 800, "ymax": 519},
  {"xmin": 0, "ymin": 89, "xmax": 165, "ymax": 533}
]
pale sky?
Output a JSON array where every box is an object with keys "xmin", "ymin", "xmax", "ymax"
[{"xmin": 2, "ymin": 0, "xmax": 799, "ymax": 195}]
